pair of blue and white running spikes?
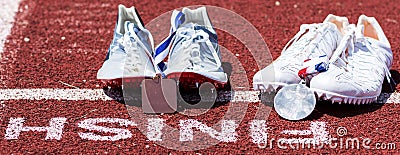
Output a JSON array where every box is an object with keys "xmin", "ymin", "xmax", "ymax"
[{"xmin": 97, "ymin": 5, "xmax": 227, "ymax": 89}]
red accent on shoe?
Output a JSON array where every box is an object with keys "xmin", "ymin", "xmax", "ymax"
[
  {"xmin": 167, "ymin": 72, "xmax": 228, "ymax": 90},
  {"xmin": 298, "ymin": 68, "xmax": 308, "ymax": 79},
  {"xmin": 99, "ymin": 76, "xmax": 151, "ymax": 88}
]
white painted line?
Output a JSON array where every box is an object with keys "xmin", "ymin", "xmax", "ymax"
[
  {"xmin": 0, "ymin": 0, "xmax": 21, "ymax": 53},
  {"xmin": 0, "ymin": 89, "xmax": 398, "ymax": 103},
  {"xmin": 0, "ymin": 89, "xmax": 113, "ymax": 101}
]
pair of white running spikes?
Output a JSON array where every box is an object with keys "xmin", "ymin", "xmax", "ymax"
[{"xmin": 253, "ymin": 14, "xmax": 394, "ymax": 105}]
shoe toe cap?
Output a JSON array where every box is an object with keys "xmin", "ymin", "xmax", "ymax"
[
  {"xmin": 253, "ymin": 65, "xmax": 301, "ymax": 85},
  {"xmin": 97, "ymin": 61, "xmax": 125, "ymax": 80}
]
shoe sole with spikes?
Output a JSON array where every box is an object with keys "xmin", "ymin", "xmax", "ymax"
[
  {"xmin": 167, "ymin": 72, "xmax": 229, "ymax": 90},
  {"xmin": 99, "ymin": 76, "xmax": 153, "ymax": 89},
  {"xmin": 311, "ymin": 88, "xmax": 378, "ymax": 105}
]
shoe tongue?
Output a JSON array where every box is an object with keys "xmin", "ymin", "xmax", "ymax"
[
  {"xmin": 182, "ymin": 8, "xmax": 202, "ymax": 25},
  {"xmin": 171, "ymin": 7, "xmax": 211, "ymax": 29},
  {"xmin": 123, "ymin": 21, "xmax": 153, "ymax": 55}
]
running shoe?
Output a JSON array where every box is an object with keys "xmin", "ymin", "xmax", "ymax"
[
  {"xmin": 253, "ymin": 14, "xmax": 349, "ymax": 92},
  {"xmin": 310, "ymin": 15, "xmax": 393, "ymax": 104},
  {"xmin": 97, "ymin": 5, "xmax": 158, "ymax": 87},
  {"xmin": 154, "ymin": 7, "xmax": 228, "ymax": 89}
]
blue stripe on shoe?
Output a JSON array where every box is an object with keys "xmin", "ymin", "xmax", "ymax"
[
  {"xmin": 154, "ymin": 11, "xmax": 186, "ymax": 70},
  {"xmin": 155, "ymin": 12, "xmax": 184, "ymax": 58},
  {"xmin": 174, "ymin": 12, "xmax": 185, "ymax": 31},
  {"xmin": 155, "ymin": 32, "xmax": 176, "ymax": 57},
  {"xmin": 154, "ymin": 32, "xmax": 176, "ymax": 70}
]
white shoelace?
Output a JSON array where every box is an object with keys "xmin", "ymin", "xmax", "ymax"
[
  {"xmin": 278, "ymin": 23, "xmax": 339, "ymax": 79},
  {"xmin": 328, "ymin": 24, "xmax": 393, "ymax": 90},
  {"xmin": 111, "ymin": 25, "xmax": 158, "ymax": 75},
  {"xmin": 120, "ymin": 32, "xmax": 140, "ymax": 73},
  {"xmin": 174, "ymin": 24, "xmax": 222, "ymax": 72},
  {"xmin": 280, "ymin": 23, "xmax": 337, "ymax": 62}
]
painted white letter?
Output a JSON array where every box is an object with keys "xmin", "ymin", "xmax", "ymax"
[
  {"xmin": 5, "ymin": 117, "xmax": 67, "ymax": 140},
  {"xmin": 147, "ymin": 118, "xmax": 165, "ymax": 141},
  {"xmin": 179, "ymin": 119, "xmax": 237, "ymax": 142},
  {"xmin": 78, "ymin": 118, "xmax": 136, "ymax": 141}
]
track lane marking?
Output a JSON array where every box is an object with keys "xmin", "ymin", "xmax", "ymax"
[{"xmin": 0, "ymin": 88, "xmax": 398, "ymax": 103}]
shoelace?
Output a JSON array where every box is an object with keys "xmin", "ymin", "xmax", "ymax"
[
  {"xmin": 281, "ymin": 23, "xmax": 335, "ymax": 61},
  {"xmin": 176, "ymin": 24, "xmax": 221, "ymax": 71},
  {"xmin": 110, "ymin": 24, "xmax": 159, "ymax": 75},
  {"xmin": 281, "ymin": 23, "xmax": 319, "ymax": 55},
  {"xmin": 328, "ymin": 24, "xmax": 394, "ymax": 90},
  {"xmin": 120, "ymin": 31, "xmax": 140, "ymax": 73},
  {"xmin": 279, "ymin": 23, "xmax": 338, "ymax": 79}
]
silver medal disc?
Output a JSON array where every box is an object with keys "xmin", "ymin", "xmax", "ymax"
[{"xmin": 274, "ymin": 84, "xmax": 316, "ymax": 120}]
